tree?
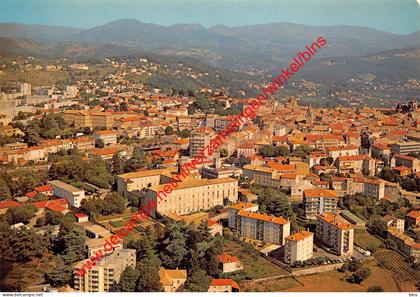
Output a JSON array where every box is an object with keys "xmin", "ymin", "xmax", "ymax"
[
  {"xmin": 102, "ymin": 192, "xmax": 126, "ymax": 215},
  {"xmin": 124, "ymin": 146, "xmax": 149, "ymax": 172},
  {"xmin": 54, "ymin": 223, "xmax": 86, "ymax": 264},
  {"xmin": 347, "ymin": 259, "xmax": 362, "ymax": 272},
  {"xmin": 6, "ymin": 204, "xmax": 38, "ymax": 224},
  {"xmin": 369, "ymin": 219, "xmax": 388, "ymax": 237},
  {"xmin": 45, "ymin": 210, "xmax": 64, "ymax": 225},
  {"xmin": 257, "ymin": 188, "xmax": 290, "ymax": 217},
  {"xmin": 114, "ymin": 266, "xmax": 138, "ymax": 292},
  {"xmin": 293, "ymin": 144, "xmax": 312, "ymax": 158},
  {"xmin": 45, "ymin": 256, "xmax": 72, "ymax": 287},
  {"xmin": 367, "ymin": 285, "xmax": 384, "ymax": 292},
  {"xmin": 185, "ymin": 269, "xmax": 210, "ymax": 292},
  {"xmin": 111, "ymin": 153, "xmax": 125, "ymax": 175},
  {"xmin": 0, "ymin": 179, "xmax": 12, "ymax": 200},
  {"xmin": 351, "ymin": 267, "xmax": 371, "ymax": 284},
  {"xmin": 160, "ymin": 223, "xmax": 188, "ymax": 269},
  {"xmin": 165, "ymin": 126, "xmax": 174, "ymax": 135},
  {"xmin": 11, "ymin": 228, "xmax": 47, "ymax": 262},
  {"xmin": 96, "ymin": 138, "xmax": 105, "ymax": 148},
  {"xmin": 135, "ymin": 245, "xmax": 161, "ymax": 291}
]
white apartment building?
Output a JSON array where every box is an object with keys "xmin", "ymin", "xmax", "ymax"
[
  {"xmin": 303, "ymin": 189, "xmax": 338, "ymax": 220},
  {"xmin": 284, "ymin": 231, "xmax": 314, "ymax": 264},
  {"xmin": 190, "ymin": 127, "xmax": 215, "ymax": 157},
  {"xmin": 237, "ymin": 210, "xmax": 290, "ymax": 245},
  {"xmin": 73, "ymin": 249, "xmax": 136, "ymax": 292},
  {"xmin": 48, "ymin": 180, "xmax": 85, "ymax": 208},
  {"xmin": 20, "ymin": 83, "xmax": 31, "ymax": 96},
  {"xmin": 228, "ymin": 202, "xmax": 259, "ymax": 229},
  {"xmin": 316, "ymin": 212, "xmax": 354, "ymax": 256}
]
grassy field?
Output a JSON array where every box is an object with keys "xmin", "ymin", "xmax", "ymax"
[
  {"xmin": 354, "ymin": 229, "xmax": 383, "ymax": 251},
  {"xmin": 242, "ymin": 277, "xmax": 299, "ymax": 292},
  {"xmin": 223, "ymin": 240, "xmax": 289, "ymax": 280},
  {"xmin": 281, "ymin": 260, "xmax": 400, "ymax": 292}
]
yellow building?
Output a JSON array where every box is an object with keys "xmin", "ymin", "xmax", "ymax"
[
  {"xmin": 237, "ymin": 210, "xmax": 290, "ymax": 245},
  {"xmin": 159, "ymin": 268, "xmax": 187, "ymax": 292},
  {"xmin": 284, "ymin": 231, "xmax": 314, "ymax": 264},
  {"xmin": 73, "ymin": 249, "xmax": 136, "ymax": 292},
  {"xmin": 316, "ymin": 212, "xmax": 354, "ymax": 256},
  {"xmin": 63, "ymin": 110, "xmax": 114, "ymax": 129},
  {"xmin": 145, "ymin": 177, "xmax": 238, "ymax": 217},
  {"xmin": 116, "ymin": 168, "xmax": 175, "ymax": 198}
]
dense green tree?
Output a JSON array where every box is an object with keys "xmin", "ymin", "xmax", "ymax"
[
  {"xmin": 293, "ymin": 144, "xmax": 312, "ymax": 158},
  {"xmin": 111, "ymin": 153, "xmax": 125, "ymax": 175},
  {"xmin": 134, "ymin": 233, "xmax": 161, "ymax": 292},
  {"xmin": 114, "ymin": 267, "xmax": 138, "ymax": 292},
  {"xmin": 165, "ymin": 126, "xmax": 174, "ymax": 135},
  {"xmin": 96, "ymin": 138, "xmax": 105, "ymax": 148},
  {"xmin": 6, "ymin": 204, "xmax": 38, "ymax": 224},
  {"xmin": 351, "ymin": 267, "xmax": 372, "ymax": 284},
  {"xmin": 124, "ymin": 146, "xmax": 149, "ymax": 172},
  {"xmin": 11, "ymin": 228, "xmax": 47, "ymax": 262},
  {"xmin": 45, "ymin": 210, "xmax": 64, "ymax": 225},
  {"xmin": 257, "ymin": 188, "xmax": 290, "ymax": 217},
  {"xmin": 0, "ymin": 178, "xmax": 12, "ymax": 200},
  {"xmin": 160, "ymin": 223, "xmax": 188, "ymax": 269},
  {"xmin": 259, "ymin": 145, "xmax": 289, "ymax": 157},
  {"xmin": 185, "ymin": 269, "xmax": 210, "ymax": 292},
  {"xmin": 45, "ymin": 256, "xmax": 72, "ymax": 287},
  {"xmin": 54, "ymin": 223, "xmax": 86, "ymax": 264}
]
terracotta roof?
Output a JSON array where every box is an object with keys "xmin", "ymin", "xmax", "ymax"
[
  {"xmin": 229, "ymin": 202, "xmax": 257, "ymax": 211},
  {"xmin": 286, "ymin": 230, "xmax": 313, "ymax": 241},
  {"xmin": 210, "ymin": 279, "xmax": 240, "ymax": 290},
  {"xmin": 238, "ymin": 210, "xmax": 289, "ymax": 225},
  {"xmin": 75, "ymin": 213, "xmax": 88, "ymax": 218},
  {"xmin": 218, "ymin": 253, "xmax": 239, "ymax": 264},
  {"xmin": 304, "ymin": 188, "xmax": 337, "ymax": 198},
  {"xmin": 0, "ymin": 200, "xmax": 21, "ymax": 209},
  {"xmin": 317, "ymin": 212, "xmax": 354, "ymax": 230},
  {"xmin": 34, "ymin": 185, "xmax": 53, "ymax": 192}
]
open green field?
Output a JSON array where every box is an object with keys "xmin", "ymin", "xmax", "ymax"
[
  {"xmin": 223, "ymin": 240, "xmax": 289, "ymax": 280},
  {"xmin": 354, "ymin": 229, "xmax": 383, "ymax": 252}
]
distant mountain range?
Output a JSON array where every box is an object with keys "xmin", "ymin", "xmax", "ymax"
[{"xmin": 1, "ymin": 19, "xmax": 419, "ymax": 73}]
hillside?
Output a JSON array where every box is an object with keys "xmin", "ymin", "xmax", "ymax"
[{"xmin": 0, "ymin": 20, "xmax": 419, "ymax": 73}]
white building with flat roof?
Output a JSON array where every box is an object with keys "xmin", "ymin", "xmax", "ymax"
[{"xmin": 49, "ymin": 180, "xmax": 85, "ymax": 207}]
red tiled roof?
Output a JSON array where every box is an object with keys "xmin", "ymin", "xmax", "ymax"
[
  {"xmin": 0, "ymin": 200, "xmax": 21, "ymax": 209},
  {"xmin": 34, "ymin": 185, "xmax": 53, "ymax": 192},
  {"xmin": 218, "ymin": 253, "xmax": 239, "ymax": 264},
  {"xmin": 26, "ymin": 191, "xmax": 38, "ymax": 198},
  {"xmin": 210, "ymin": 279, "xmax": 240, "ymax": 290}
]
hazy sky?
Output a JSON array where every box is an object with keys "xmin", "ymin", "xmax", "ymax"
[{"xmin": 1, "ymin": 0, "xmax": 419, "ymax": 34}]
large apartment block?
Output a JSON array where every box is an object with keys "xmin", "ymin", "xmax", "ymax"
[
  {"xmin": 303, "ymin": 189, "xmax": 338, "ymax": 220},
  {"xmin": 284, "ymin": 231, "xmax": 314, "ymax": 264},
  {"xmin": 145, "ymin": 177, "xmax": 238, "ymax": 217},
  {"xmin": 63, "ymin": 110, "xmax": 115, "ymax": 129},
  {"xmin": 236, "ymin": 210, "xmax": 290, "ymax": 245},
  {"xmin": 73, "ymin": 249, "xmax": 136, "ymax": 292},
  {"xmin": 316, "ymin": 212, "xmax": 354, "ymax": 256},
  {"xmin": 228, "ymin": 202, "xmax": 259, "ymax": 229},
  {"xmin": 190, "ymin": 127, "xmax": 215, "ymax": 157}
]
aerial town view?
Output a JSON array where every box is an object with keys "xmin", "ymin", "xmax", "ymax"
[{"xmin": 0, "ymin": 0, "xmax": 419, "ymax": 295}]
